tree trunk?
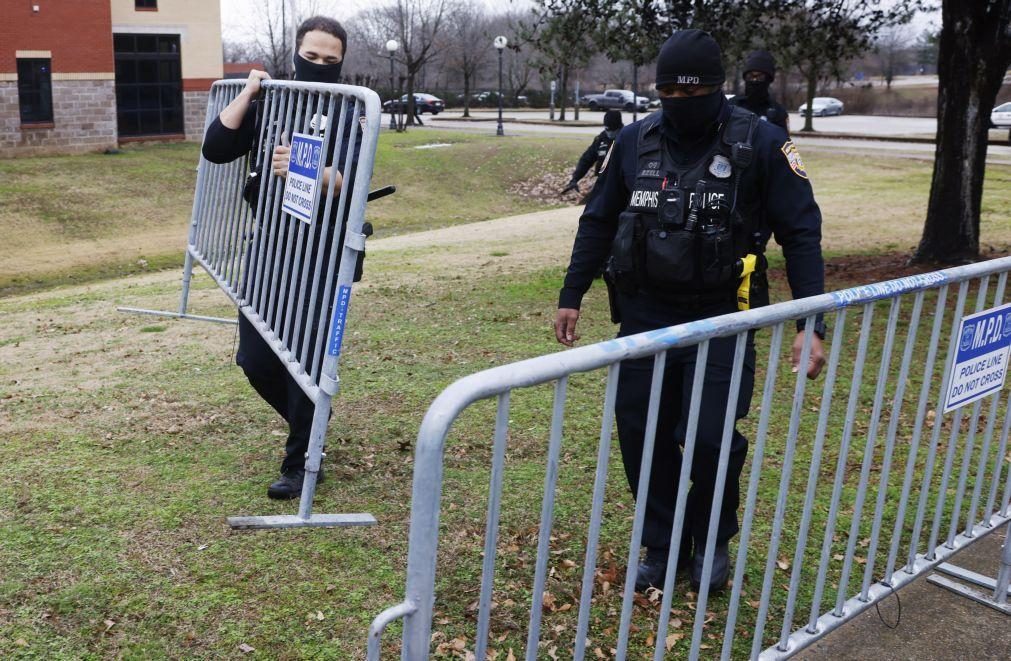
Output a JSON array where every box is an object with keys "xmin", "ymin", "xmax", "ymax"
[
  {"xmin": 913, "ymin": 0, "xmax": 1011, "ymax": 264},
  {"xmin": 463, "ymin": 69, "xmax": 471, "ymax": 118},
  {"xmin": 801, "ymin": 69, "xmax": 817, "ymax": 132},
  {"xmin": 406, "ymin": 71, "xmax": 417, "ymax": 126}
]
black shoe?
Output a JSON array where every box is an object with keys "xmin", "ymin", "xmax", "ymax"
[
  {"xmin": 267, "ymin": 469, "xmax": 305, "ymax": 500},
  {"xmin": 690, "ymin": 543, "xmax": 730, "ymax": 593},
  {"xmin": 634, "ymin": 547, "xmax": 691, "ymax": 593}
]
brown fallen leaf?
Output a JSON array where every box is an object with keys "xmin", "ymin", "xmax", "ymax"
[
  {"xmin": 238, "ymin": 643, "xmax": 255, "ymax": 654},
  {"xmin": 666, "ymin": 632, "xmax": 684, "ymax": 651},
  {"xmin": 506, "ymin": 649, "xmax": 517, "ymax": 661},
  {"xmin": 104, "ymin": 619, "xmax": 116, "ymax": 633},
  {"xmin": 777, "ymin": 557, "xmax": 790, "ymax": 571}
]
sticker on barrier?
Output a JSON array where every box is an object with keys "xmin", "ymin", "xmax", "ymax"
[
  {"xmin": 281, "ymin": 131, "xmax": 324, "ymax": 223},
  {"xmin": 944, "ymin": 303, "xmax": 1011, "ymax": 412}
]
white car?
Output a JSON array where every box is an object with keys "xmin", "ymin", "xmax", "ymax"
[
  {"xmin": 991, "ymin": 102, "xmax": 1011, "ymax": 128},
  {"xmin": 798, "ymin": 97, "xmax": 844, "ymax": 117}
]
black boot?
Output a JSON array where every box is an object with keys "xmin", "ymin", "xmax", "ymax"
[
  {"xmin": 690, "ymin": 543, "xmax": 730, "ymax": 593},
  {"xmin": 267, "ymin": 469, "xmax": 305, "ymax": 499},
  {"xmin": 634, "ymin": 546, "xmax": 691, "ymax": 592}
]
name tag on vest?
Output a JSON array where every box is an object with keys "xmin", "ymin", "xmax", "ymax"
[{"xmin": 629, "ymin": 188, "xmax": 660, "ymax": 210}]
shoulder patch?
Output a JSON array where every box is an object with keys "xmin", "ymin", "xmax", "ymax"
[
  {"xmin": 780, "ymin": 140, "xmax": 808, "ymax": 179},
  {"xmin": 599, "ymin": 142, "xmax": 614, "ymax": 173}
]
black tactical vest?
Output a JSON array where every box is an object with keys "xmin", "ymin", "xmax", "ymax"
[{"xmin": 610, "ymin": 106, "xmax": 761, "ymax": 301}]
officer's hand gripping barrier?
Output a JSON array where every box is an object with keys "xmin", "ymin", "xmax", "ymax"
[{"xmin": 118, "ymin": 79, "xmax": 385, "ymax": 530}]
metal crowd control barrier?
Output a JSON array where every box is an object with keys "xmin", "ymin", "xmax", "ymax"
[
  {"xmin": 369, "ymin": 256, "xmax": 1011, "ymax": 659},
  {"xmin": 120, "ymin": 79, "xmax": 383, "ymax": 530}
]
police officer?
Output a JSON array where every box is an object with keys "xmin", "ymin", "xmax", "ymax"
[
  {"xmin": 729, "ymin": 50, "xmax": 789, "ymax": 133},
  {"xmin": 553, "ymin": 30, "xmax": 826, "ymax": 594},
  {"xmin": 202, "ymin": 16, "xmax": 360, "ymax": 500},
  {"xmin": 561, "ymin": 109, "xmax": 624, "ymax": 195}
]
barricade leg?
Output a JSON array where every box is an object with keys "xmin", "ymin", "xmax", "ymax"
[
  {"xmin": 927, "ymin": 520, "xmax": 1011, "ymax": 614},
  {"xmin": 117, "ymin": 249, "xmax": 239, "ymax": 325},
  {"xmin": 227, "ymin": 392, "xmax": 377, "ymax": 529}
]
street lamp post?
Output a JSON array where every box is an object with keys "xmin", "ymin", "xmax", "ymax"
[
  {"xmin": 632, "ymin": 63, "xmax": 639, "ymax": 123},
  {"xmin": 574, "ymin": 78, "xmax": 580, "ymax": 121},
  {"xmin": 494, "ymin": 35, "xmax": 508, "ymax": 137},
  {"xmin": 549, "ymin": 79, "xmax": 556, "ymax": 121},
  {"xmin": 385, "ymin": 39, "xmax": 399, "ymax": 131}
]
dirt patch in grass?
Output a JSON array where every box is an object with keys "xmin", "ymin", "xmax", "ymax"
[{"xmin": 824, "ymin": 247, "xmax": 1011, "ymax": 285}]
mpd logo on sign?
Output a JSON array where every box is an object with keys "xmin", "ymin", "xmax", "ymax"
[
  {"xmin": 943, "ymin": 303, "xmax": 1011, "ymax": 413},
  {"xmin": 281, "ymin": 132, "xmax": 324, "ymax": 224}
]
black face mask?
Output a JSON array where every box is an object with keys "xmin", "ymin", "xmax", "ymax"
[
  {"xmin": 292, "ymin": 53, "xmax": 343, "ymax": 84},
  {"xmin": 745, "ymin": 79, "xmax": 771, "ymax": 104},
  {"xmin": 660, "ymin": 90, "xmax": 724, "ymax": 141}
]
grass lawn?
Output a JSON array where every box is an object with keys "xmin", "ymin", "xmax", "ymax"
[
  {"xmin": 1, "ymin": 138, "xmax": 1011, "ymax": 658},
  {"xmin": 0, "ymin": 130, "xmax": 586, "ymax": 297}
]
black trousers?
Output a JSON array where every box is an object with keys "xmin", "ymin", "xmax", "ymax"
[
  {"xmin": 236, "ymin": 314, "xmax": 316, "ymax": 475},
  {"xmin": 615, "ymin": 293, "xmax": 756, "ymax": 552}
]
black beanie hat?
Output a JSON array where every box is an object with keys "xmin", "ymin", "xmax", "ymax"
[
  {"xmin": 744, "ymin": 50, "xmax": 777, "ymax": 81},
  {"xmin": 654, "ymin": 29, "xmax": 725, "ymax": 88},
  {"xmin": 603, "ymin": 109, "xmax": 623, "ymax": 130}
]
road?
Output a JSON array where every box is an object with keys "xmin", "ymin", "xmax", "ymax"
[
  {"xmin": 419, "ymin": 110, "xmax": 1011, "ymax": 165},
  {"xmin": 434, "ymin": 108, "xmax": 940, "ymax": 136}
]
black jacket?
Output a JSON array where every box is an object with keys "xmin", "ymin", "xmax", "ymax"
[{"xmin": 571, "ymin": 130, "xmax": 616, "ymax": 184}]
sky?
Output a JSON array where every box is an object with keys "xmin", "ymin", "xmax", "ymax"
[
  {"xmin": 219, "ymin": 0, "xmax": 940, "ymax": 44},
  {"xmin": 219, "ymin": 0, "xmax": 527, "ymax": 39}
]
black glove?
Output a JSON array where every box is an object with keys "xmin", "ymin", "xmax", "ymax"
[{"xmin": 561, "ymin": 180, "xmax": 580, "ymax": 194}]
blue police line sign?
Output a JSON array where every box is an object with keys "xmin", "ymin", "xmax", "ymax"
[
  {"xmin": 281, "ymin": 132, "xmax": 324, "ymax": 224},
  {"xmin": 943, "ymin": 303, "xmax": 1011, "ymax": 413}
]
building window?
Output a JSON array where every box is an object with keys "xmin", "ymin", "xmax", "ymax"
[
  {"xmin": 114, "ymin": 33, "xmax": 183, "ymax": 136},
  {"xmin": 17, "ymin": 58, "xmax": 54, "ymax": 124},
  {"xmin": 135, "ymin": 0, "xmax": 157, "ymax": 9}
]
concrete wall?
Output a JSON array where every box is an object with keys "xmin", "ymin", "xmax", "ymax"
[
  {"xmin": 183, "ymin": 90, "xmax": 210, "ymax": 140},
  {"xmin": 110, "ymin": 0, "xmax": 223, "ymax": 85},
  {"xmin": 111, "ymin": 0, "xmax": 223, "ymax": 142},
  {"xmin": 0, "ymin": 80, "xmax": 117, "ymax": 157}
]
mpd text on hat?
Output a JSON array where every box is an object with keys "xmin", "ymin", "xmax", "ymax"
[{"xmin": 676, "ymin": 76, "xmax": 701, "ymax": 85}]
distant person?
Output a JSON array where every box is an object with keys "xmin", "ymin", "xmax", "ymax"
[
  {"xmin": 201, "ymin": 16, "xmax": 361, "ymax": 500},
  {"xmin": 561, "ymin": 110, "xmax": 624, "ymax": 196},
  {"xmin": 730, "ymin": 50, "xmax": 789, "ymax": 133}
]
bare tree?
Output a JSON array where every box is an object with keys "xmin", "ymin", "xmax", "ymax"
[
  {"xmin": 769, "ymin": 0, "xmax": 924, "ymax": 132},
  {"xmin": 358, "ymin": 0, "xmax": 452, "ymax": 125},
  {"xmin": 874, "ymin": 25, "xmax": 912, "ymax": 90},
  {"xmin": 246, "ymin": 0, "xmax": 323, "ymax": 78},
  {"xmin": 447, "ymin": 4, "xmax": 492, "ymax": 117},
  {"xmin": 520, "ymin": 0, "xmax": 597, "ymax": 121}
]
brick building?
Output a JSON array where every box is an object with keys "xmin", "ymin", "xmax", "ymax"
[{"xmin": 0, "ymin": 0, "xmax": 222, "ymax": 157}]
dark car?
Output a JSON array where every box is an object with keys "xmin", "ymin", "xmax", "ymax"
[{"xmin": 383, "ymin": 93, "xmax": 445, "ymax": 115}]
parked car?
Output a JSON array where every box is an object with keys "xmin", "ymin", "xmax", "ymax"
[
  {"xmin": 798, "ymin": 97, "xmax": 844, "ymax": 117},
  {"xmin": 383, "ymin": 93, "xmax": 445, "ymax": 115},
  {"xmin": 582, "ymin": 89, "xmax": 650, "ymax": 112},
  {"xmin": 991, "ymin": 102, "xmax": 1011, "ymax": 128}
]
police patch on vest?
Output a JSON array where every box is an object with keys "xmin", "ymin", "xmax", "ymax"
[
  {"xmin": 708, "ymin": 154, "xmax": 732, "ymax": 179},
  {"xmin": 780, "ymin": 140, "xmax": 808, "ymax": 179}
]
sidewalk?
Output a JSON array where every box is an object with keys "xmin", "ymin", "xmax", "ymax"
[{"xmin": 797, "ymin": 524, "xmax": 1011, "ymax": 661}]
